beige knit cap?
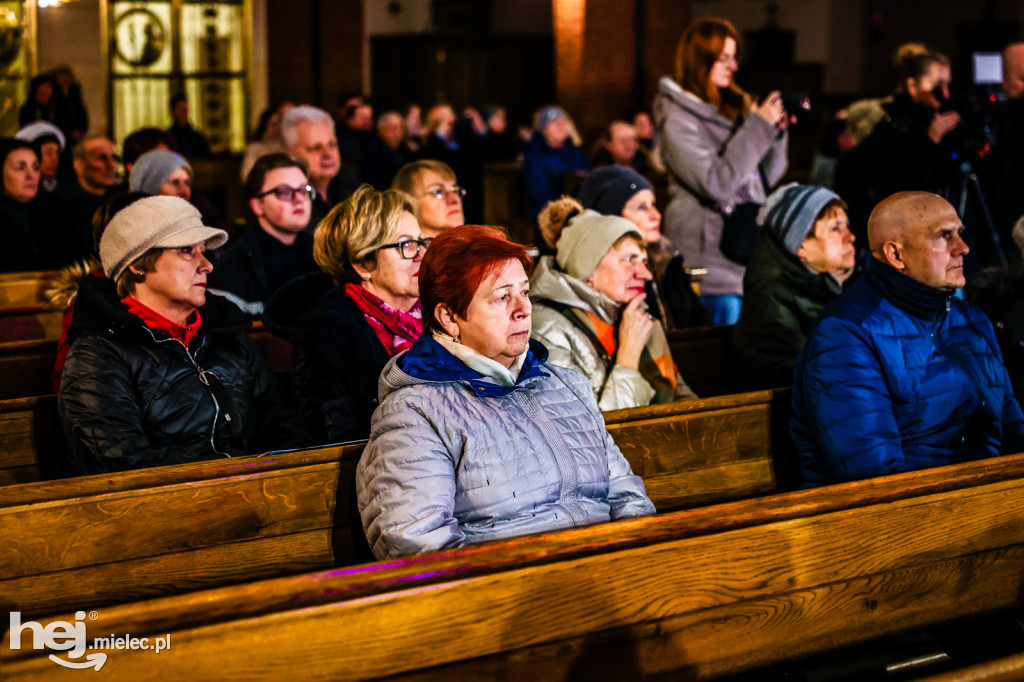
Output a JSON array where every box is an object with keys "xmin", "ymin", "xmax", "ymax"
[
  {"xmin": 555, "ymin": 209, "xmax": 644, "ymax": 281},
  {"xmin": 100, "ymin": 195, "xmax": 228, "ymax": 281}
]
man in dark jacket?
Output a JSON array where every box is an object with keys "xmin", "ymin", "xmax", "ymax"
[
  {"xmin": 791, "ymin": 192, "xmax": 1024, "ymax": 487},
  {"xmin": 58, "ymin": 195, "xmax": 310, "ymax": 474},
  {"xmin": 733, "ymin": 184, "xmax": 855, "ymax": 390},
  {"xmin": 207, "ymin": 153, "xmax": 319, "ymax": 317}
]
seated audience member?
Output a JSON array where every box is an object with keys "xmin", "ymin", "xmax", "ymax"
[
  {"xmin": 391, "ymin": 160, "xmax": 465, "ymax": 238},
  {"xmin": 532, "ymin": 203, "xmax": 697, "ymax": 410},
  {"xmin": 207, "ymin": 153, "xmax": 318, "ymax": 317},
  {"xmin": 733, "ymin": 184, "xmax": 855, "ymax": 390},
  {"xmin": 337, "ymin": 101, "xmax": 374, "ymax": 176},
  {"xmin": 167, "ymin": 93, "xmax": 211, "ymax": 158},
  {"xmin": 576, "ymin": 165, "xmax": 709, "ymax": 329},
  {"xmin": 282, "ymin": 105, "xmax": 354, "ymax": 227},
  {"xmin": 240, "ymin": 101, "xmax": 293, "ymax": 182},
  {"xmin": 0, "ymin": 138, "xmax": 71, "ymax": 271},
  {"xmin": 523, "ymin": 105, "xmax": 589, "ymax": 217},
  {"xmin": 15, "ymin": 120, "xmax": 66, "ymax": 194},
  {"xmin": 791, "ymin": 192, "xmax": 1024, "ymax": 487},
  {"xmin": 49, "ymin": 191, "xmax": 149, "ymax": 392},
  {"xmin": 357, "ymin": 225, "xmax": 655, "ymax": 559},
  {"xmin": 59, "ymin": 134, "xmax": 119, "ymax": 259},
  {"xmin": 263, "ymin": 186, "xmax": 423, "ymax": 443},
  {"xmin": 590, "ymin": 120, "xmax": 651, "ymax": 174},
  {"xmin": 129, "ymin": 149, "xmax": 193, "ymax": 200},
  {"xmin": 122, "ymin": 127, "xmax": 177, "ymax": 172},
  {"xmin": 478, "ymin": 104, "xmax": 518, "ymax": 163},
  {"xmin": 403, "ymin": 103, "xmax": 423, "ymax": 153},
  {"xmin": 58, "ymin": 195, "xmax": 310, "ymax": 474},
  {"xmin": 361, "ymin": 111, "xmax": 412, "ymax": 190}
]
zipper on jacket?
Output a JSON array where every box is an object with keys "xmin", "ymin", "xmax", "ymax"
[{"xmin": 137, "ymin": 327, "xmax": 233, "ymax": 458}]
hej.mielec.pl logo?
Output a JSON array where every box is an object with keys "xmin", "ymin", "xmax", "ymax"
[{"xmin": 9, "ymin": 609, "xmax": 171, "ymax": 671}]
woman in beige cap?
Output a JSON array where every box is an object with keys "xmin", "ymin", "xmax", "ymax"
[
  {"xmin": 531, "ymin": 201, "xmax": 697, "ymax": 411},
  {"xmin": 58, "ymin": 195, "xmax": 310, "ymax": 475}
]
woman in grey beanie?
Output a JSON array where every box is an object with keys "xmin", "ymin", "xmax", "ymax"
[
  {"xmin": 531, "ymin": 198, "xmax": 697, "ymax": 411},
  {"xmin": 732, "ymin": 182, "xmax": 856, "ymax": 390},
  {"xmin": 129, "ymin": 149, "xmax": 193, "ymax": 200}
]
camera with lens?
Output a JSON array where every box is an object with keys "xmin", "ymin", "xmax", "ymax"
[{"xmin": 935, "ymin": 53, "xmax": 1009, "ymax": 162}]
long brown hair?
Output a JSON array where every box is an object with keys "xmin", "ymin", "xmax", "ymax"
[{"xmin": 675, "ymin": 17, "xmax": 750, "ymax": 121}]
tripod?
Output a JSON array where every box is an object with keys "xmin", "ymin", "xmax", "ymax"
[{"xmin": 948, "ymin": 157, "xmax": 1006, "ymax": 269}]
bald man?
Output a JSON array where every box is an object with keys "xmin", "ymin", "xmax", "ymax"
[
  {"xmin": 790, "ymin": 192, "xmax": 1024, "ymax": 487},
  {"xmin": 1003, "ymin": 43, "xmax": 1024, "ymax": 100}
]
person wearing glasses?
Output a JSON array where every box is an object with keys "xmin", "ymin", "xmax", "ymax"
[
  {"xmin": 391, "ymin": 160, "xmax": 465, "ymax": 238},
  {"xmin": 263, "ymin": 185, "xmax": 428, "ymax": 443},
  {"xmin": 207, "ymin": 153, "xmax": 319, "ymax": 318},
  {"xmin": 357, "ymin": 225, "xmax": 655, "ymax": 559}
]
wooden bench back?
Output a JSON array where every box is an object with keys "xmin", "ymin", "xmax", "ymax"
[
  {"xmin": 6, "ymin": 452, "xmax": 1024, "ymax": 679},
  {"xmin": 0, "ymin": 389, "xmax": 785, "ymax": 618}
]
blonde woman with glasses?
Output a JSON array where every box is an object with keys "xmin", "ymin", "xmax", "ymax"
[
  {"xmin": 263, "ymin": 184, "xmax": 429, "ymax": 443},
  {"xmin": 391, "ymin": 159, "xmax": 465, "ymax": 238}
]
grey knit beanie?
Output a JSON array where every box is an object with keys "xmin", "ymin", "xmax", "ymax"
[
  {"xmin": 129, "ymin": 150, "xmax": 192, "ymax": 195},
  {"xmin": 556, "ymin": 209, "xmax": 644, "ymax": 281},
  {"xmin": 577, "ymin": 164, "xmax": 654, "ymax": 216},
  {"xmin": 100, "ymin": 196, "xmax": 228, "ymax": 281},
  {"xmin": 757, "ymin": 183, "xmax": 843, "ymax": 256}
]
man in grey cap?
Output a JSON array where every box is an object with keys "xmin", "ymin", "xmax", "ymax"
[
  {"xmin": 732, "ymin": 183, "xmax": 856, "ymax": 390},
  {"xmin": 58, "ymin": 195, "xmax": 311, "ymax": 474}
]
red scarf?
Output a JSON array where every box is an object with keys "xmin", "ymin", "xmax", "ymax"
[
  {"xmin": 344, "ymin": 283, "xmax": 422, "ymax": 355},
  {"xmin": 122, "ymin": 297, "xmax": 202, "ymax": 349}
]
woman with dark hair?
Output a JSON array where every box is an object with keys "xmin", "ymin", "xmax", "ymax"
[
  {"xmin": 0, "ymin": 138, "xmax": 72, "ymax": 272},
  {"xmin": 356, "ymin": 225, "xmax": 654, "ymax": 559},
  {"xmin": 262, "ymin": 185, "xmax": 425, "ymax": 443},
  {"xmin": 864, "ymin": 44, "xmax": 959, "ymax": 201},
  {"xmin": 654, "ymin": 17, "xmax": 789, "ymax": 325}
]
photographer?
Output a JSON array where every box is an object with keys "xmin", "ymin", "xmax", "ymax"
[
  {"xmin": 654, "ymin": 17, "xmax": 788, "ymax": 325},
  {"xmin": 862, "ymin": 45, "xmax": 960, "ymax": 201},
  {"xmin": 983, "ymin": 43, "xmax": 1024, "ymax": 250}
]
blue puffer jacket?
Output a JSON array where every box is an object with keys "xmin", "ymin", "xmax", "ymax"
[
  {"xmin": 356, "ymin": 336, "xmax": 655, "ymax": 559},
  {"xmin": 791, "ymin": 260, "xmax": 1024, "ymax": 487}
]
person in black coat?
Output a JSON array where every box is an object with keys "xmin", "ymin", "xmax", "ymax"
[
  {"xmin": 263, "ymin": 185, "xmax": 425, "ymax": 443},
  {"xmin": 58, "ymin": 195, "xmax": 311, "ymax": 475}
]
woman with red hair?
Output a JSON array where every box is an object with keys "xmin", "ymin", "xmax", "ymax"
[
  {"xmin": 356, "ymin": 225, "xmax": 655, "ymax": 559},
  {"xmin": 654, "ymin": 16, "xmax": 789, "ymax": 324}
]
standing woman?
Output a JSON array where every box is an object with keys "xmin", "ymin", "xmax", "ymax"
[
  {"xmin": 262, "ymin": 185, "xmax": 427, "ymax": 443},
  {"xmin": 654, "ymin": 17, "xmax": 789, "ymax": 324}
]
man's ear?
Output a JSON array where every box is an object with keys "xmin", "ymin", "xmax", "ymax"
[
  {"xmin": 882, "ymin": 241, "xmax": 905, "ymax": 270},
  {"xmin": 434, "ymin": 303, "xmax": 460, "ymax": 339},
  {"xmin": 249, "ymin": 197, "xmax": 264, "ymax": 218}
]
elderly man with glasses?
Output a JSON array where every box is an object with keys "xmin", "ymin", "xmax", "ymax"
[{"xmin": 207, "ymin": 153, "xmax": 320, "ymax": 317}]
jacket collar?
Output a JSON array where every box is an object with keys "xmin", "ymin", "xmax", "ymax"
[
  {"xmin": 865, "ymin": 258, "xmax": 953, "ymax": 321},
  {"xmin": 394, "ymin": 335, "xmax": 549, "ymax": 398}
]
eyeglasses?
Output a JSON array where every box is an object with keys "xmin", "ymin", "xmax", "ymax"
[
  {"xmin": 420, "ymin": 184, "xmax": 466, "ymax": 201},
  {"xmin": 377, "ymin": 237, "xmax": 432, "ymax": 260},
  {"xmin": 256, "ymin": 184, "xmax": 317, "ymax": 202}
]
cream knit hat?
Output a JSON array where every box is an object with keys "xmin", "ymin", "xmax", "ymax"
[
  {"xmin": 555, "ymin": 209, "xmax": 644, "ymax": 281},
  {"xmin": 100, "ymin": 196, "xmax": 228, "ymax": 281}
]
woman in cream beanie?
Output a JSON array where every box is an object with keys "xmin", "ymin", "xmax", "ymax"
[{"xmin": 530, "ymin": 198, "xmax": 697, "ymax": 411}]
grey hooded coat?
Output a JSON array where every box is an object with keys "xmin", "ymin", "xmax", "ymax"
[
  {"xmin": 653, "ymin": 76, "xmax": 788, "ymax": 296},
  {"xmin": 356, "ymin": 337, "xmax": 655, "ymax": 559}
]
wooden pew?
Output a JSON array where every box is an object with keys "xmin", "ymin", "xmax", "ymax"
[
  {"xmin": 0, "ymin": 270, "xmax": 58, "ymax": 310},
  {"xmin": 6, "ymin": 453, "xmax": 1024, "ymax": 680},
  {"xmin": 0, "ymin": 389, "xmax": 787, "ymax": 618}
]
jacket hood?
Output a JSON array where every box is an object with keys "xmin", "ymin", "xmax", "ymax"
[
  {"xmin": 654, "ymin": 76, "xmax": 730, "ymax": 131},
  {"xmin": 67, "ymin": 273, "xmax": 251, "ymax": 347},
  {"xmin": 530, "ymin": 255, "xmax": 619, "ymax": 325},
  {"xmin": 46, "ymin": 258, "xmax": 102, "ymax": 311},
  {"xmin": 378, "ymin": 335, "xmax": 549, "ymax": 401}
]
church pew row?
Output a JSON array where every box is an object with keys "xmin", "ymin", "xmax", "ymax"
[
  {"xmin": 6, "ymin": 453, "xmax": 1024, "ymax": 680},
  {"xmin": 0, "ymin": 270, "xmax": 58, "ymax": 310},
  {"xmin": 0, "ymin": 389, "xmax": 788, "ymax": 619}
]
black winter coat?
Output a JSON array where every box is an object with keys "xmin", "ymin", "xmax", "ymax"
[
  {"xmin": 58, "ymin": 276, "xmax": 311, "ymax": 474},
  {"xmin": 263, "ymin": 272, "xmax": 392, "ymax": 444}
]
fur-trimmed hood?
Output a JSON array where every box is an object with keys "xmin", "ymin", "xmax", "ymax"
[{"xmin": 46, "ymin": 258, "xmax": 102, "ymax": 311}]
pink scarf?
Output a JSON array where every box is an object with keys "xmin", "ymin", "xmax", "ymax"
[{"xmin": 344, "ymin": 283, "xmax": 422, "ymax": 355}]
